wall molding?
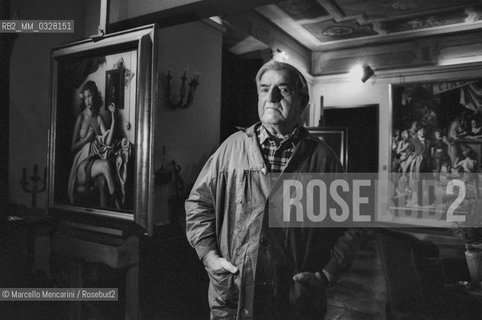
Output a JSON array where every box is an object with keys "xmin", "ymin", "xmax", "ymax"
[{"xmin": 312, "ymin": 29, "xmax": 482, "ymax": 76}]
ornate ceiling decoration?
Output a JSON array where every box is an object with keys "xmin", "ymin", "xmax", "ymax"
[{"xmin": 255, "ymin": 0, "xmax": 482, "ymax": 50}]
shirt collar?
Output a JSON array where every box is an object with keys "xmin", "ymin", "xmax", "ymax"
[{"xmin": 257, "ymin": 124, "xmax": 306, "ymax": 147}]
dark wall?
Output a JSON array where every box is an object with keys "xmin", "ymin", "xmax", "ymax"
[
  {"xmin": 220, "ymin": 50, "xmax": 263, "ymax": 142},
  {"xmin": 324, "ymin": 105, "xmax": 379, "ymax": 173}
]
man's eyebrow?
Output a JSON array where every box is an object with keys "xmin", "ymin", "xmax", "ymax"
[{"xmin": 259, "ymin": 82, "xmax": 292, "ymax": 87}]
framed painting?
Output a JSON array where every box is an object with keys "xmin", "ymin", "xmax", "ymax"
[
  {"xmin": 306, "ymin": 126, "xmax": 348, "ymax": 169},
  {"xmin": 387, "ymin": 77, "xmax": 482, "ymax": 227},
  {"xmin": 48, "ymin": 24, "xmax": 158, "ymax": 231}
]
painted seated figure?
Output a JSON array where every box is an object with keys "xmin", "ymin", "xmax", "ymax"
[{"xmin": 67, "ymin": 80, "xmax": 122, "ymax": 209}]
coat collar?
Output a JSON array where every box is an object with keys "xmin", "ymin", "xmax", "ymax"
[{"xmin": 237, "ymin": 122, "xmax": 317, "ymax": 142}]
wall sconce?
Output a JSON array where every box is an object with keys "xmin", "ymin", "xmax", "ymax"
[
  {"xmin": 272, "ymin": 49, "xmax": 289, "ymax": 62},
  {"xmin": 166, "ymin": 69, "xmax": 200, "ymax": 109},
  {"xmin": 361, "ymin": 65, "xmax": 374, "ymax": 83},
  {"xmin": 349, "ymin": 64, "xmax": 375, "ymax": 83},
  {"xmin": 20, "ymin": 163, "xmax": 46, "ymax": 210}
]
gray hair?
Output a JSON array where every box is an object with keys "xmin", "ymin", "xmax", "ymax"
[{"xmin": 255, "ymin": 60, "xmax": 309, "ymax": 107}]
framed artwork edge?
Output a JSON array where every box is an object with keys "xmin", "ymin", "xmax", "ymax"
[
  {"xmin": 47, "ymin": 24, "xmax": 159, "ymax": 234},
  {"xmin": 386, "ymin": 73, "xmax": 482, "ymax": 227},
  {"xmin": 306, "ymin": 126, "xmax": 348, "ymax": 170}
]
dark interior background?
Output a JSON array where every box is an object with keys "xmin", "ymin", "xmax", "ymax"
[{"xmin": 324, "ymin": 105, "xmax": 379, "ymax": 173}]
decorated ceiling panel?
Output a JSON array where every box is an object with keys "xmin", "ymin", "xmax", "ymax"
[
  {"xmin": 336, "ymin": 0, "xmax": 477, "ymax": 20},
  {"xmin": 303, "ymin": 19, "xmax": 378, "ymax": 42},
  {"xmin": 380, "ymin": 9, "xmax": 468, "ymax": 33},
  {"xmin": 255, "ymin": 0, "xmax": 482, "ymax": 49},
  {"xmin": 277, "ymin": 0, "xmax": 329, "ymax": 20}
]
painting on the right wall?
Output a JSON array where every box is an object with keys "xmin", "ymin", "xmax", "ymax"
[{"xmin": 389, "ymin": 79, "xmax": 482, "ymax": 227}]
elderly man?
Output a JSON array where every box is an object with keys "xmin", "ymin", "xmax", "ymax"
[{"xmin": 186, "ymin": 60, "xmax": 361, "ymax": 319}]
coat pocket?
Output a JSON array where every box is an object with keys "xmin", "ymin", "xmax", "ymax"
[
  {"xmin": 289, "ymin": 280, "xmax": 327, "ymax": 318},
  {"xmin": 208, "ymin": 271, "xmax": 239, "ymax": 309}
]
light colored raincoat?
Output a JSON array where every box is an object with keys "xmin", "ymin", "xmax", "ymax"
[{"xmin": 186, "ymin": 123, "xmax": 361, "ymax": 319}]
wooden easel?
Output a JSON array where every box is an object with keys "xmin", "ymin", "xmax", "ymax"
[
  {"xmin": 51, "ymin": 221, "xmax": 140, "ymax": 320},
  {"xmin": 50, "ymin": 2, "xmax": 140, "ymax": 319}
]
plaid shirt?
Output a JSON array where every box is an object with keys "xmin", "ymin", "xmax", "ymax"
[{"xmin": 257, "ymin": 124, "xmax": 306, "ymax": 173}]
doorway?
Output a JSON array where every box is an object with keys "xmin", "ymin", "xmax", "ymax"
[
  {"xmin": 220, "ymin": 50, "xmax": 263, "ymax": 142},
  {"xmin": 323, "ymin": 105, "xmax": 379, "ymax": 173}
]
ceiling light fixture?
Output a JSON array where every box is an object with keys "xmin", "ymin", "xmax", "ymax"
[
  {"xmin": 349, "ymin": 64, "xmax": 375, "ymax": 83},
  {"xmin": 361, "ymin": 65, "xmax": 374, "ymax": 83},
  {"xmin": 273, "ymin": 49, "xmax": 289, "ymax": 62},
  {"xmin": 349, "ymin": 65, "xmax": 364, "ymax": 81}
]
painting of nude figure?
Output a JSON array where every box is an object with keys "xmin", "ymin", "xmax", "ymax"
[{"xmin": 52, "ymin": 50, "xmax": 137, "ymax": 213}]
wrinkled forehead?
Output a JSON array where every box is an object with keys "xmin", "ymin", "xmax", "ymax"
[{"xmin": 258, "ymin": 69, "xmax": 294, "ymax": 86}]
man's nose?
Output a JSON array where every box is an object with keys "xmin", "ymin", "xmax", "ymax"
[{"xmin": 268, "ymin": 86, "xmax": 282, "ymax": 102}]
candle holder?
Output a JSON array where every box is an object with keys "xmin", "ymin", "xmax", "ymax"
[
  {"xmin": 166, "ymin": 69, "xmax": 200, "ymax": 109},
  {"xmin": 155, "ymin": 147, "xmax": 172, "ymax": 185},
  {"xmin": 20, "ymin": 163, "xmax": 47, "ymax": 210}
]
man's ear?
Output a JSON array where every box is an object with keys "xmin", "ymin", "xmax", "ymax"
[
  {"xmin": 299, "ymin": 94, "xmax": 309, "ymax": 113},
  {"xmin": 299, "ymin": 101, "xmax": 309, "ymax": 117},
  {"xmin": 303, "ymin": 97, "xmax": 309, "ymax": 109}
]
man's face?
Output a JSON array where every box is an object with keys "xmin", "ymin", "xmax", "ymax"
[{"xmin": 257, "ymin": 69, "xmax": 304, "ymax": 131}]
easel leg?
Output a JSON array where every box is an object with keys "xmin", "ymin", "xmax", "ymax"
[
  {"xmin": 69, "ymin": 260, "xmax": 82, "ymax": 320},
  {"xmin": 125, "ymin": 263, "xmax": 139, "ymax": 320}
]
